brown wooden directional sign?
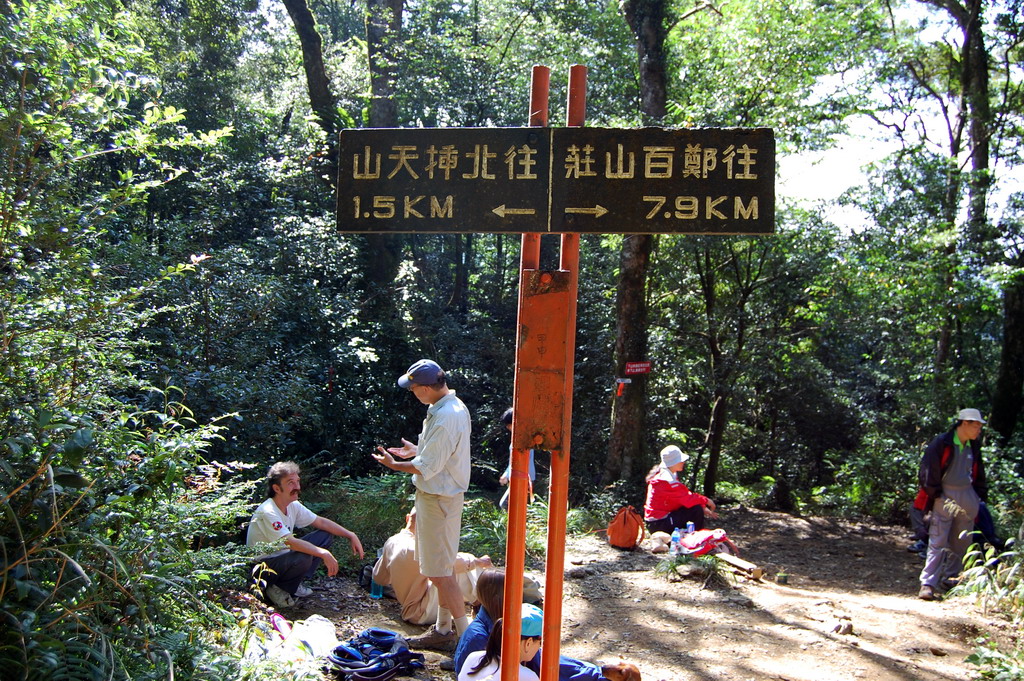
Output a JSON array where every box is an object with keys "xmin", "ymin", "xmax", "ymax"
[{"xmin": 336, "ymin": 127, "xmax": 774, "ymax": 234}]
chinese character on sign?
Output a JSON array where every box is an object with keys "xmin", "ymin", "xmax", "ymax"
[
  {"xmin": 722, "ymin": 144, "xmax": 758, "ymax": 180},
  {"xmin": 505, "ymin": 145, "xmax": 539, "ymax": 180},
  {"xmin": 564, "ymin": 144, "xmax": 598, "ymax": 178},
  {"xmin": 624, "ymin": 361, "xmax": 651, "ymax": 375},
  {"xmin": 462, "ymin": 144, "xmax": 497, "ymax": 180},
  {"xmin": 424, "ymin": 144, "xmax": 459, "ymax": 180}
]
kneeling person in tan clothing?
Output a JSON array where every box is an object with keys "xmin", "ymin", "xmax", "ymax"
[{"xmin": 373, "ymin": 509, "xmax": 492, "ymax": 626}]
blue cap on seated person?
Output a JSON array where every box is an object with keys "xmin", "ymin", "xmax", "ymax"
[
  {"xmin": 398, "ymin": 359, "xmax": 445, "ymax": 388},
  {"xmin": 521, "ymin": 603, "xmax": 543, "ymax": 637},
  {"xmin": 660, "ymin": 445, "xmax": 689, "ymax": 468}
]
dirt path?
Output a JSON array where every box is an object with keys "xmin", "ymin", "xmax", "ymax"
[{"xmin": 287, "ymin": 507, "xmax": 1013, "ymax": 681}]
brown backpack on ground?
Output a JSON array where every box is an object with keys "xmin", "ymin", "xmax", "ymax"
[{"xmin": 607, "ymin": 505, "xmax": 645, "ymax": 549}]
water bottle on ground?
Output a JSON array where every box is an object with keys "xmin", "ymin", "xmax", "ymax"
[
  {"xmin": 670, "ymin": 528, "xmax": 681, "ymax": 556},
  {"xmin": 370, "ymin": 548, "xmax": 384, "ymax": 598}
]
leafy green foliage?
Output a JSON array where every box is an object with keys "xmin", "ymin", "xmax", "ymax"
[
  {"xmin": 666, "ymin": 0, "xmax": 885, "ymax": 146},
  {"xmin": 461, "ymin": 497, "xmax": 512, "ymax": 561},
  {"xmin": 0, "ymin": 1, "xmax": 250, "ymax": 678},
  {"xmin": 653, "ymin": 552, "xmax": 728, "ymax": 589},
  {"xmin": 458, "ymin": 495, "xmax": 553, "ymax": 565},
  {"xmin": 308, "ymin": 473, "xmax": 413, "ymax": 567},
  {"xmin": 962, "ymin": 528, "xmax": 1024, "ymax": 680},
  {"xmin": 967, "ymin": 639, "xmax": 1024, "ymax": 681},
  {"xmin": 816, "ymin": 434, "xmax": 920, "ymax": 521}
]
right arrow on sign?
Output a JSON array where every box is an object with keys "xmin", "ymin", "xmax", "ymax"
[{"xmin": 564, "ymin": 205, "xmax": 608, "ymax": 218}]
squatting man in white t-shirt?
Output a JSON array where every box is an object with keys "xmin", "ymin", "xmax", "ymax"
[{"xmin": 246, "ymin": 461, "xmax": 364, "ymax": 608}]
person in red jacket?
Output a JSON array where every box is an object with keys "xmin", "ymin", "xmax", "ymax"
[{"xmin": 643, "ymin": 445, "xmax": 718, "ymax": 535}]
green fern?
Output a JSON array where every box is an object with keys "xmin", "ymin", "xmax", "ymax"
[
  {"xmin": 653, "ymin": 552, "xmax": 729, "ymax": 589},
  {"xmin": 961, "ymin": 531, "xmax": 1024, "ymax": 680}
]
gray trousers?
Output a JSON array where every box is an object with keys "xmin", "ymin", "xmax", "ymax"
[{"xmin": 919, "ymin": 487, "xmax": 980, "ymax": 588}]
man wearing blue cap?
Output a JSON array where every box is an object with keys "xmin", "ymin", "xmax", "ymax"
[
  {"xmin": 917, "ymin": 407, "xmax": 988, "ymax": 601},
  {"xmin": 373, "ymin": 359, "xmax": 472, "ymax": 649}
]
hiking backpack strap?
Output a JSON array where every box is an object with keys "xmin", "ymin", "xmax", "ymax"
[{"xmin": 350, "ymin": 649, "xmax": 426, "ymax": 681}]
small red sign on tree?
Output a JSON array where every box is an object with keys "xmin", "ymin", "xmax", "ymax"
[{"xmin": 624, "ymin": 361, "xmax": 651, "ymax": 375}]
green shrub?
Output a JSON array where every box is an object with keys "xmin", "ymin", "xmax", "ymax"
[
  {"xmin": 305, "ymin": 474, "xmax": 415, "ymax": 569},
  {"xmin": 653, "ymin": 553, "xmax": 728, "ymax": 589},
  {"xmin": 565, "ymin": 505, "xmax": 607, "ymax": 534},
  {"xmin": 816, "ymin": 436, "xmax": 918, "ymax": 521},
  {"xmin": 0, "ymin": 408, "xmax": 254, "ymax": 680},
  {"xmin": 961, "ymin": 521, "xmax": 1024, "ymax": 680},
  {"xmin": 458, "ymin": 495, "xmax": 555, "ymax": 567},
  {"xmin": 966, "ymin": 639, "xmax": 1024, "ymax": 680},
  {"xmin": 582, "ymin": 480, "xmax": 634, "ymax": 525},
  {"xmin": 0, "ymin": 1, "xmax": 237, "ymax": 676}
]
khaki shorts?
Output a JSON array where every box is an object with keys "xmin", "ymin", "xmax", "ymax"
[{"xmin": 415, "ymin": 490, "xmax": 464, "ymax": 577}]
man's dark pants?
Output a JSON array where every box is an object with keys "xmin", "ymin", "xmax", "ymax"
[{"xmin": 251, "ymin": 529, "xmax": 334, "ymax": 596}]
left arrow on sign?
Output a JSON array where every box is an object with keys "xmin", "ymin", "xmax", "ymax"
[
  {"xmin": 492, "ymin": 205, "xmax": 537, "ymax": 218},
  {"xmin": 565, "ymin": 205, "xmax": 608, "ymax": 218}
]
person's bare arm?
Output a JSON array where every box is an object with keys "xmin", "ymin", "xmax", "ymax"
[
  {"xmin": 453, "ymin": 554, "xmax": 492, "ymax": 574},
  {"xmin": 284, "ymin": 535, "xmax": 340, "ymax": 576},
  {"xmin": 373, "ymin": 446, "xmax": 422, "ymax": 475},
  {"xmin": 311, "ymin": 516, "xmax": 365, "ymax": 559}
]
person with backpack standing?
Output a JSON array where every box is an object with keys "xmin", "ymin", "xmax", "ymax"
[
  {"xmin": 373, "ymin": 359, "xmax": 472, "ymax": 650},
  {"xmin": 918, "ymin": 408, "xmax": 988, "ymax": 601}
]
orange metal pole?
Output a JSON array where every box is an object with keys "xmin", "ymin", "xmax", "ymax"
[
  {"xmin": 566, "ymin": 64, "xmax": 588, "ymax": 130},
  {"xmin": 523, "ymin": 64, "xmax": 546, "ymax": 272},
  {"xmin": 501, "ymin": 64, "xmax": 550, "ymax": 681},
  {"xmin": 529, "ymin": 65, "xmax": 550, "ymax": 128},
  {"xmin": 539, "ymin": 64, "xmax": 586, "ymax": 681}
]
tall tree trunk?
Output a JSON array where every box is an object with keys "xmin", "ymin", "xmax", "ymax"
[
  {"xmin": 281, "ymin": 0, "xmax": 404, "ymax": 297},
  {"xmin": 492, "ymin": 233, "xmax": 508, "ymax": 309},
  {"xmin": 281, "ymin": 0, "xmax": 338, "ymax": 184},
  {"xmin": 602, "ymin": 235, "xmax": 653, "ymax": 485},
  {"xmin": 990, "ymin": 274, "xmax": 1024, "ymax": 441},
  {"xmin": 365, "ymin": 0, "xmax": 402, "ymax": 128},
  {"xmin": 956, "ymin": 0, "xmax": 993, "ymax": 246},
  {"xmin": 933, "ymin": 158, "xmax": 960, "ymax": 409},
  {"xmin": 450, "ymin": 234, "xmax": 470, "ymax": 317},
  {"xmin": 360, "ymin": 0, "xmax": 405, "ymax": 316},
  {"xmin": 702, "ymin": 390, "xmax": 728, "ymax": 495},
  {"xmin": 621, "ymin": 0, "xmax": 669, "ymax": 123},
  {"xmin": 603, "ymin": 0, "xmax": 668, "ymax": 485},
  {"xmin": 955, "ymin": 2, "xmax": 1022, "ymax": 435},
  {"xmin": 695, "ymin": 242, "xmax": 730, "ymax": 497},
  {"xmin": 694, "ymin": 240, "xmax": 759, "ymax": 497},
  {"xmin": 924, "ymin": 0, "xmax": 1019, "ymax": 433}
]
